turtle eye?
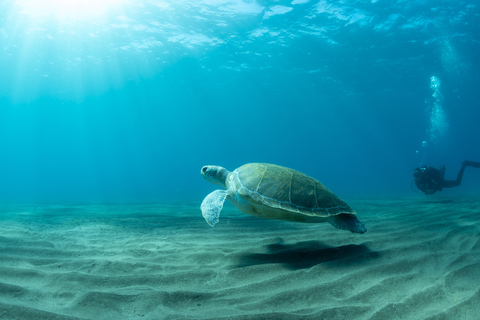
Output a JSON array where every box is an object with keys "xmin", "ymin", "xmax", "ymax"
[{"xmin": 202, "ymin": 166, "xmax": 213, "ymax": 177}]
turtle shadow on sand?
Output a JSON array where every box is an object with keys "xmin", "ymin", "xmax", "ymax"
[{"xmin": 234, "ymin": 240, "xmax": 379, "ymax": 270}]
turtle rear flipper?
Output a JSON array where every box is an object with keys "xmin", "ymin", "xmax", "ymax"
[
  {"xmin": 327, "ymin": 214, "xmax": 367, "ymax": 234},
  {"xmin": 201, "ymin": 190, "xmax": 229, "ymax": 227}
]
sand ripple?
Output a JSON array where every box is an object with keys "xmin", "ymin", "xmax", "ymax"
[{"xmin": 0, "ymin": 198, "xmax": 479, "ymax": 319}]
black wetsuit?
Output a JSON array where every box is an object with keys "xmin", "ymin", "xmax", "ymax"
[{"xmin": 413, "ymin": 160, "xmax": 480, "ymax": 195}]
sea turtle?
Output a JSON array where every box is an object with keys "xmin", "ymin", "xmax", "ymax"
[{"xmin": 200, "ymin": 163, "xmax": 366, "ymax": 234}]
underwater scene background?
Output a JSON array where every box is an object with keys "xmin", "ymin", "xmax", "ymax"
[
  {"xmin": 1, "ymin": 0, "xmax": 479, "ymax": 202},
  {"xmin": 1, "ymin": 1, "xmax": 480, "ymax": 320}
]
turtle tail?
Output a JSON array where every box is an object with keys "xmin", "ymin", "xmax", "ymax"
[{"xmin": 327, "ymin": 214, "xmax": 367, "ymax": 234}]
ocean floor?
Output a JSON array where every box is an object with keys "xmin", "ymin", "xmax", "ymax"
[{"xmin": 1, "ymin": 197, "xmax": 480, "ymax": 320}]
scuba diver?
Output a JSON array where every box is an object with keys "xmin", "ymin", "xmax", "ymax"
[{"xmin": 413, "ymin": 160, "xmax": 480, "ymax": 195}]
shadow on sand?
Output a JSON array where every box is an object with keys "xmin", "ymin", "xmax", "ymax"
[
  {"xmin": 235, "ymin": 240, "xmax": 379, "ymax": 270},
  {"xmin": 421, "ymin": 199, "xmax": 455, "ymax": 204}
]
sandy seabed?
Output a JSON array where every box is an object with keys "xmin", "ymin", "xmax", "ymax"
[{"xmin": 0, "ymin": 197, "xmax": 480, "ymax": 320}]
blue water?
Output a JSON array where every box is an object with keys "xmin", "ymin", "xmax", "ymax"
[{"xmin": 0, "ymin": 0, "xmax": 479, "ymax": 203}]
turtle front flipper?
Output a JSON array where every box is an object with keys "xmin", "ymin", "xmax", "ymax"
[
  {"xmin": 327, "ymin": 214, "xmax": 367, "ymax": 234},
  {"xmin": 201, "ymin": 190, "xmax": 229, "ymax": 227}
]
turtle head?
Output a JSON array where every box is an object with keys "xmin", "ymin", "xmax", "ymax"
[{"xmin": 201, "ymin": 165, "xmax": 230, "ymax": 189}]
